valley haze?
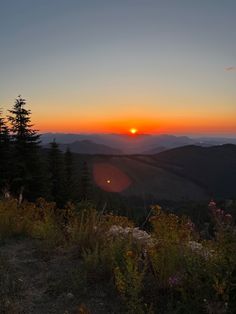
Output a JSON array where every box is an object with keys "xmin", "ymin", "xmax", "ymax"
[{"xmin": 41, "ymin": 132, "xmax": 236, "ymax": 154}]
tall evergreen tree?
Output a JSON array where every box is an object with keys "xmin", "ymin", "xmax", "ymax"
[
  {"xmin": 80, "ymin": 161, "xmax": 91, "ymax": 201},
  {"xmin": 48, "ymin": 140, "xmax": 65, "ymax": 206},
  {"xmin": 8, "ymin": 96, "xmax": 43, "ymax": 199},
  {"xmin": 0, "ymin": 110, "xmax": 11, "ymax": 192},
  {"xmin": 64, "ymin": 147, "xmax": 76, "ymax": 202}
]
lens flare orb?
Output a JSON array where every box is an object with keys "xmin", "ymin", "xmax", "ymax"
[{"xmin": 93, "ymin": 163, "xmax": 131, "ymax": 192}]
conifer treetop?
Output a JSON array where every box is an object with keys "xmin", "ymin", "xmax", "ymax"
[{"xmin": 8, "ymin": 95, "xmax": 40, "ymax": 144}]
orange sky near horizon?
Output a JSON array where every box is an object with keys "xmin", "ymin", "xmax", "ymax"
[
  {"xmin": 29, "ymin": 79, "xmax": 236, "ymax": 135},
  {"xmin": 35, "ymin": 113, "xmax": 236, "ymax": 135}
]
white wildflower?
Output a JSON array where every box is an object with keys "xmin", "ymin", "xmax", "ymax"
[
  {"xmin": 107, "ymin": 225, "xmax": 154, "ymax": 247},
  {"xmin": 188, "ymin": 240, "xmax": 213, "ymax": 260}
]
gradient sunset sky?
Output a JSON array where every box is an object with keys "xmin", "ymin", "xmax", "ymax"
[{"xmin": 0, "ymin": 0, "xmax": 236, "ymax": 135}]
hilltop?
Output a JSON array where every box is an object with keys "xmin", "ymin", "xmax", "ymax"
[
  {"xmin": 70, "ymin": 144, "xmax": 236, "ymax": 202},
  {"xmin": 41, "ymin": 133, "xmax": 236, "ymax": 154}
]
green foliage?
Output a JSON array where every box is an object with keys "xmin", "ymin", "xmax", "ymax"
[
  {"xmin": 7, "ymin": 96, "xmax": 44, "ymax": 199},
  {"xmin": 79, "ymin": 161, "xmax": 91, "ymax": 201},
  {"xmin": 0, "ymin": 199, "xmax": 236, "ymax": 313},
  {"xmin": 48, "ymin": 140, "xmax": 65, "ymax": 206},
  {"xmin": 82, "ymin": 244, "xmax": 113, "ymax": 283},
  {"xmin": 64, "ymin": 147, "xmax": 77, "ymax": 202},
  {"xmin": 0, "ymin": 199, "xmax": 31, "ymax": 239},
  {"xmin": 0, "ymin": 198, "xmax": 64, "ymax": 249},
  {"xmin": 114, "ymin": 252, "xmax": 148, "ymax": 314},
  {"xmin": 0, "ymin": 109, "xmax": 11, "ymax": 191}
]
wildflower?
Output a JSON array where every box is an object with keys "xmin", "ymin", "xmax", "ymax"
[
  {"xmin": 126, "ymin": 250, "xmax": 134, "ymax": 258},
  {"xmin": 188, "ymin": 240, "xmax": 203, "ymax": 251},
  {"xmin": 208, "ymin": 200, "xmax": 216, "ymax": 208},
  {"xmin": 107, "ymin": 225, "xmax": 154, "ymax": 247},
  {"xmin": 186, "ymin": 220, "xmax": 194, "ymax": 231},
  {"xmin": 168, "ymin": 274, "xmax": 181, "ymax": 287},
  {"xmin": 188, "ymin": 241, "xmax": 213, "ymax": 259},
  {"xmin": 213, "ymin": 280, "xmax": 226, "ymax": 295},
  {"xmin": 224, "ymin": 213, "xmax": 233, "ymax": 224},
  {"xmin": 78, "ymin": 304, "xmax": 91, "ymax": 314}
]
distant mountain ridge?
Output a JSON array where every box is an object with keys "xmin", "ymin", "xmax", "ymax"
[
  {"xmin": 41, "ymin": 133, "xmax": 236, "ymax": 155},
  {"xmin": 44, "ymin": 140, "xmax": 122, "ymax": 155},
  {"xmin": 142, "ymin": 146, "xmax": 167, "ymax": 154},
  {"xmin": 137, "ymin": 144, "xmax": 236, "ymax": 199},
  {"xmin": 69, "ymin": 144, "xmax": 236, "ymax": 201}
]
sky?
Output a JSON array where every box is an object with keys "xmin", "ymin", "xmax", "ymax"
[{"xmin": 0, "ymin": 0, "xmax": 236, "ymax": 135}]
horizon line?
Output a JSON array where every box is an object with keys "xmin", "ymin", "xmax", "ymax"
[{"xmin": 39, "ymin": 131, "xmax": 236, "ymax": 138}]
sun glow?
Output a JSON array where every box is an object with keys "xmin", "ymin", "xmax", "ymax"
[{"xmin": 130, "ymin": 128, "xmax": 138, "ymax": 134}]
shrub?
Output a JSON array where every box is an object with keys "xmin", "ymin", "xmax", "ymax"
[
  {"xmin": 0, "ymin": 198, "xmax": 236, "ymax": 313},
  {"xmin": 114, "ymin": 251, "xmax": 148, "ymax": 314}
]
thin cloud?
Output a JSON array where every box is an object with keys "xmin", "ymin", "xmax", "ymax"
[{"xmin": 225, "ymin": 66, "xmax": 236, "ymax": 72}]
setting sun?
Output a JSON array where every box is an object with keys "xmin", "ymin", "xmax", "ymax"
[{"xmin": 130, "ymin": 128, "xmax": 138, "ymax": 134}]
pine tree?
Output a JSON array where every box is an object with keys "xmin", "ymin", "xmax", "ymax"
[
  {"xmin": 64, "ymin": 147, "xmax": 76, "ymax": 202},
  {"xmin": 48, "ymin": 140, "xmax": 65, "ymax": 206},
  {"xmin": 80, "ymin": 161, "xmax": 91, "ymax": 201},
  {"xmin": 8, "ymin": 96, "xmax": 43, "ymax": 199},
  {"xmin": 0, "ymin": 110, "xmax": 11, "ymax": 192}
]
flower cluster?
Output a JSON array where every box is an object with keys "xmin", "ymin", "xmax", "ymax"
[
  {"xmin": 168, "ymin": 274, "xmax": 182, "ymax": 287},
  {"xmin": 188, "ymin": 240, "xmax": 214, "ymax": 260},
  {"xmin": 108, "ymin": 225, "xmax": 154, "ymax": 246},
  {"xmin": 208, "ymin": 200, "xmax": 233, "ymax": 227},
  {"xmin": 188, "ymin": 240, "xmax": 203, "ymax": 251}
]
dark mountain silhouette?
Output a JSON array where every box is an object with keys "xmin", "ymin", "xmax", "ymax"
[
  {"xmin": 142, "ymin": 146, "xmax": 167, "ymax": 154},
  {"xmin": 45, "ymin": 140, "xmax": 122, "ymax": 155},
  {"xmin": 41, "ymin": 133, "xmax": 236, "ymax": 154},
  {"xmin": 67, "ymin": 144, "xmax": 236, "ymax": 201},
  {"xmin": 144, "ymin": 144, "xmax": 236, "ymax": 199}
]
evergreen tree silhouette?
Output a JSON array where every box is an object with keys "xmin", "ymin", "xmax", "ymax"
[
  {"xmin": 64, "ymin": 147, "xmax": 76, "ymax": 202},
  {"xmin": 80, "ymin": 161, "xmax": 91, "ymax": 201},
  {"xmin": 0, "ymin": 110, "xmax": 11, "ymax": 192},
  {"xmin": 7, "ymin": 96, "xmax": 43, "ymax": 199},
  {"xmin": 48, "ymin": 140, "xmax": 65, "ymax": 206}
]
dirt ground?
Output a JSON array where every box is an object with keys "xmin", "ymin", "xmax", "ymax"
[{"xmin": 0, "ymin": 238, "xmax": 121, "ymax": 314}]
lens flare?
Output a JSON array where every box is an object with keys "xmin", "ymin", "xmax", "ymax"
[{"xmin": 93, "ymin": 163, "xmax": 131, "ymax": 192}]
